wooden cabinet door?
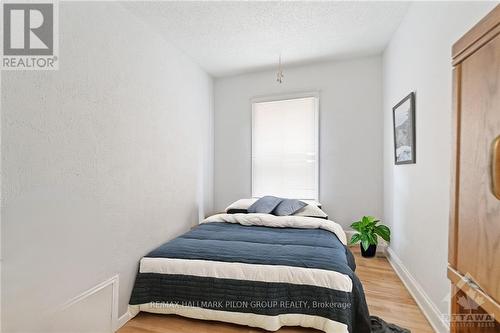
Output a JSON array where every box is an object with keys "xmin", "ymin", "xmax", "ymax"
[{"xmin": 456, "ymin": 33, "xmax": 500, "ymax": 304}]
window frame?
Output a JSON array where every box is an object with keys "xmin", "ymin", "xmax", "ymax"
[{"xmin": 250, "ymin": 92, "xmax": 320, "ymax": 201}]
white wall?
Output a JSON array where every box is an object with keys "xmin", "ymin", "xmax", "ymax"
[
  {"xmin": 382, "ymin": 2, "xmax": 497, "ymax": 331},
  {"xmin": 1, "ymin": 2, "xmax": 213, "ymax": 332},
  {"xmin": 214, "ymin": 57, "xmax": 383, "ymax": 228}
]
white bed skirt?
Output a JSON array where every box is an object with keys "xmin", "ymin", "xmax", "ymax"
[{"xmin": 128, "ymin": 303, "xmax": 349, "ymax": 333}]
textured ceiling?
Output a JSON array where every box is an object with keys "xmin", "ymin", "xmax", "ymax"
[{"xmin": 124, "ymin": 1, "xmax": 410, "ymax": 77}]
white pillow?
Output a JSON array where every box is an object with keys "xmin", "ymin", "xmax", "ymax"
[
  {"xmin": 224, "ymin": 198, "xmax": 258, "ymax": 212},
  {"xmin": 225, "ymin": 198, "xmax": 327, "ymax": 219},
  {"xmin": 293, "ymin": 203, "xmax": 328, "ymax": 219}
]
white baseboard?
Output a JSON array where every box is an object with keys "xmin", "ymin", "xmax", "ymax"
[
  {"xmin": 116, "ymin": 311, "xmax": 133, "ymax": 331},
  {"xmin": 386, "ymin": 247, "xmax": 449, "ymax": 333},
  {"xmin": 59, "ymin": 274, "xmax": 132, "ymax": 332},
  {"xmin": 61, "ymin": 275, "xmax": 119, "ymax": 333}
]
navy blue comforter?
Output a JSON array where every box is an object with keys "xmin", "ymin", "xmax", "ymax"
[{"xmin": 130, "ymin": 222, "xmax": 370, "ymax": 333}]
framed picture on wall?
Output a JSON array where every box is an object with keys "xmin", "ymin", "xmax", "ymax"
[{"xmin": 392, "ymin": 92, "xmax": 416, "ymax": 165}]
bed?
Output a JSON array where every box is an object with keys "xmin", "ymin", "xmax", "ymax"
[{"xmin": 128, "ymin": 213, "xmax": 371, "ymax": 333}]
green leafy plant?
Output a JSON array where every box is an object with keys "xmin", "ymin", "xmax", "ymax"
[{"xmin": 349, "ymin": 216, "xmax": 391, "ymax": 251}]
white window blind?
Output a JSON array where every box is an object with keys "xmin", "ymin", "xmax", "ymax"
[{"xmin": 252, "ymin": 95, "xmax": 319, "ymax": 200}]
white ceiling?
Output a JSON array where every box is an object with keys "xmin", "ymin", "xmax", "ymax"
[{"xmin": 124, "ymin": 1, "xmax": 410, "ymax": 77}]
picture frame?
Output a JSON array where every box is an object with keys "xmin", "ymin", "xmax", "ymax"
[{"xmin": 392, "ymin": 92, "xmax": 416, "ymax": 165}]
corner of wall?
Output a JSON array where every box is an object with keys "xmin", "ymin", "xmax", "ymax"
[{"xmin": 381, "ymin": 3, "xmax": 497, "ymax": 332}]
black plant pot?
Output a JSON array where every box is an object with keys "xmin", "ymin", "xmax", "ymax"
[{"xmin": 361, "ymin": 244, "xmax": 377, "ymax": 258}]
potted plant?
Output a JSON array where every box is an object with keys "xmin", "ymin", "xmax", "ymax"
[{"xmin": 349, "ymin": 216, "xmax": 391, "ymax": 258}]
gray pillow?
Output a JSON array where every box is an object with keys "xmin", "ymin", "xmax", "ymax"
[
  {"xmin": 247, "ymin": 196, "xmax": 284, "ymax": 214},
  {"xmin": 273, "ymin": 199, "xmax": 308, "ymax": 216}
]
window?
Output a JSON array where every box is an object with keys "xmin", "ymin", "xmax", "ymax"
[{"xmin": 252, "ymin": 94, "xmax": 319, "ymax": 200}]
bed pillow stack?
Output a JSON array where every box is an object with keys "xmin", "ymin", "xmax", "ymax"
[
  {"xmin": 225, "ymin": 196, "xmax": 328, "ymax": 219},
  {"xmin": 272, "ymin": 198, "xmax": 308, "ymax": 216},
  {"xmin": 293, "ymin": 204, "xmax": 328, "ymax": 219},
  {"xmin": 247, "ymin": 196, "xmax": 285, "ymax": 214},
  {"xmin": 225, "ymin": 198, "xmax": 258, "ymax": 214}
]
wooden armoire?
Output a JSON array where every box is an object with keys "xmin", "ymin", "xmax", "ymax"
[{"xmin": 448, "ymin": 4, "xmax": 500, "ymax": 333}]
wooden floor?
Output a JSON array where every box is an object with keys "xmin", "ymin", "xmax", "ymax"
[
  {"xmin": 352, "ymin": 247, "xmax": 434, "ymax": 333},
  {"xmin": 119, "ymin": 247, "xmax": 434, "ymax": 333}
]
